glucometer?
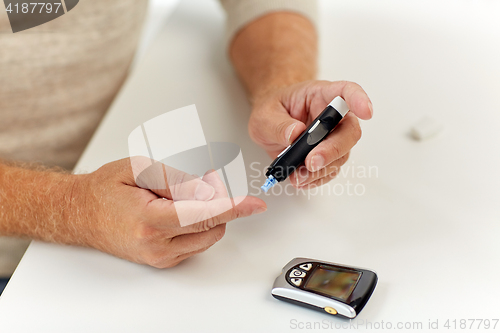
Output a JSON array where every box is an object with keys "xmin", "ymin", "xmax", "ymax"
[
  {"xmin": 272, "ymin": 258, "xmax": 377, "ymax": 318},
  {"xmin": 261, "ymin": 97, "xmax": 350, "ymax": 192}
]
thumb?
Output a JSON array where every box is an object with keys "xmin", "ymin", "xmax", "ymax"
[
  {"xmin": 129, "ymin": 156, "xmax": 215, "ymax": 201},
  {"xmin": 252, "ymin": 108, "xmax": 307, "ymax": 147}
]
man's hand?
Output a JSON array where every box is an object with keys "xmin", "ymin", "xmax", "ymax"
[
  {"xmin": 0, "ymin": 158, "xmax": 266, "ymax": 268},
  {"xmin": 72, "ymin": 158, "xmax": 266, "ymax": 268},
  {"xmin": 229, "ymin": 12, "xmax": 373, "ymax": 189},
  {"xmin": 249, "ymin": 80, "xmax": 373, "ymax": 188}
]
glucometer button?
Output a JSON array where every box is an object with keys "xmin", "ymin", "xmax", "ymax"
[
  {"xmin": 290, "ymin": 278, "xmax": 302, "ymax": 287},
  {"xmin": 299, "ymin": 263, "xmax": 312, "ymax": 271},
  {"xmin": 290, "ymin": 269, "xmax": 306, "ymax": 278},
  {"xmin": 324, "ymin": 307, "xmax": 338, "ymax": 315}
]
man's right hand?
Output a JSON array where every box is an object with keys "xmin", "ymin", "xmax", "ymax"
[
  {"xmin": 69, "ymin": 157, "xmax": 266, "ymax": 268},
  {"xmin": 0, "ymin": 158, "xmax": 266, "ymax": 268}
]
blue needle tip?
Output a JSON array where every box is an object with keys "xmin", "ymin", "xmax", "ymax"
[{"xmin": 261, "ymin": 175, "xmax": 278, "ymax": 193}]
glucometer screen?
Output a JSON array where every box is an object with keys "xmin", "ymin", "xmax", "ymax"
[{"xmin": 304, "ymin": 265, "xmax": 361, "ymax": 301}]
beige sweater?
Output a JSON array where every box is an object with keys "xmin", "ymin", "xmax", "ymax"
[{"xmin": 0, "ymin": 0, "xmax": 316, "ymax": 277}]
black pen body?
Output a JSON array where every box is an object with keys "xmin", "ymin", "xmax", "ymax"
[{"xmin": 265, "ymin": 103, "xmax": 346, "ymax": 182}]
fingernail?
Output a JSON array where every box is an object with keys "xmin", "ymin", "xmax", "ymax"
[
  {"xmin": 297, "ymin": 170, "xmax": 309, "ymax": 185},
  {"xmin": 195, "ymin": 183, "xmax": 215, "ymax": 201},
  {"xmin": 368, "ymin": 102, "xmax": 373, "ymax": 117},
  {"xmin": 252, "ymin": 207, "xmax": 267, "ymax": 215},
  {"xmin": 311, "ymin": 155, "xmax": 325, "ymax": 172},
  {"xmin": 285, "ymin": 123, "xmax": 297, "ymax": 144}
]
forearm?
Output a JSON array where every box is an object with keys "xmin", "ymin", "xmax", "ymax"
[
  {"xmin": 229, "ymin": 12, "xmax": 317, "ymax": 102},
  {"xmin": 0, "ymin": 163, "xmax": 85, "ymax": 245}
]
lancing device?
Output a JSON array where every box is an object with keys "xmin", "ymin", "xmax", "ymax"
[{"xmin": 261, "ymin": 96, "xmax": 349, "ymax": 192}]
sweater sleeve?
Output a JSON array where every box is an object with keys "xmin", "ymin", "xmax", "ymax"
[{"xmin": 219, "ymin": 0, "xmax": 317, "ymax": 41}]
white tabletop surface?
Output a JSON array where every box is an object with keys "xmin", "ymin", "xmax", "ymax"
[{"xmin": 1, "ymin": 0, "xmax": 500, "ymax": 332}]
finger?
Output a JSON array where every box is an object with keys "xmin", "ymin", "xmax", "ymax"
[
  {"xmin": 249, "ymin": 104, "xmax": 307, "ymax": 149},
  {"xmin": 147, "ymin": 195, "xmax": 266, "ymax": 230},
  {"xmin": 173, "ymin": 195, "xmax": 266, "ymax": 229},
  {"xmin": 290, "ymin": 152, "xmax": 349, "ymax": 187},
  {"xmin": 130, "ymin": 156, "xmax": 215, "ymax": 201},
  {"xmin": 304, "ymin": 113, "xmax": 361, "ymax": 172},
  {"xmin": 201, "ymin": 169, "xmax": 229, "ymax": 199},
  {"xmin": 322, "ymin": 81, "xmax": 373, "ymax": 120},
  {"xmin": 170, "ymin": 224, "xmax": 226, "ymax": 253},
  {"xmin": 174, "ymin": 224, "xmax": 226, "ymax": 254},
  {"xmin": 159, "ymin": 245, "xmax": 212, "ymax": 268},
  {"xmin": 140, "ymin": 224, "xmax": 226, "ymax": 269},
  {"xmin": 163, "ymin": 164, "xmax": 217, "ymax": 201}
]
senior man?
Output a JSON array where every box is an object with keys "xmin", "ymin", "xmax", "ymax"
[{"xmin": 0, "ymin": 0, "xmax": 373, "ymax": 286}]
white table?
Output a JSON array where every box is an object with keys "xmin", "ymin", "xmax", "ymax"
[{"xmin": 1, "ymin": 0, "xmax": 499, "ymax": 332}]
